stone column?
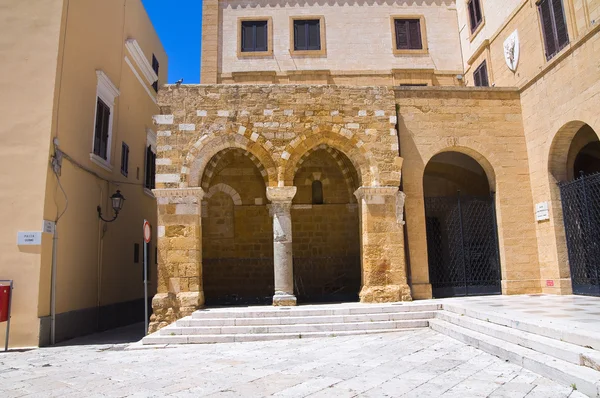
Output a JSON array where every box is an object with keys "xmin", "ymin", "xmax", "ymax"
[
  {"xmin": 354, "ymin": 186, "xmax": 412, "ymax": 303},
  {"xmin": 266, "ymin": 186, "xmax": 297, "ymax": 306},
  {"xmin": 149, "ymin": 187, "xmax": 205, "ymax": 333}
]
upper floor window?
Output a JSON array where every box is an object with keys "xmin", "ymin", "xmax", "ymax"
[
  {"xmin": 473, "ymin": 60, "xmax": 489, "ymax": 87},
  {"xmin": 293, "ymin": 19, "xmax": 321, "ymax": 51},
  {"xmin": 312, "ymin": 180, "xmax": 324, "ymax": 205},
  {"xmin": 92, "ymin": 71, "xmax": 119, "ymax": 167},
  {"xmin": 393, "ymin": 18, "xmax": 423, "ymax": 51},
  {"xmin": 241, "ymin": 20, "xmax": 268, "ymax": 52},
  {"xmin": 151, "ymin": 54, "xmax": 159, "ymax": 92},
  {"xmin": 538, "ymin": 0, "xmax": 569, "ymax": 60},
  {"xmin": 144, "ymin": 130, "xmax": 156, "ymax": 190},
  {"xmin": 468, "ymin": 0, "xmax": 484, "ymax": 34},
  {"xmin": 120, "ymin": 142, "xmax": 129, "ymax": 177}
]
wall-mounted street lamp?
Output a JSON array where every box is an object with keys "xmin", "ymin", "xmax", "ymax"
[{"xmin": 97, "ymin": 190, "xmax": 125, "ymax": 223}]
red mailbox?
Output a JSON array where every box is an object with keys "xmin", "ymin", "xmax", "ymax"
[{"xmin": 0, "ymin": 284, "xmax": 10, "ymax": 323}]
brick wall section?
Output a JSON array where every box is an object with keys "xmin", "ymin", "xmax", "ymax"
[{"xmin": 397, "ymin": 87, "xmax": 542, "ymax": 298}]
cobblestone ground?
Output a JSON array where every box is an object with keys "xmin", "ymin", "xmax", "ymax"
[{"xmin": 0, "ymin": 328, "xmax": 585, "ymax": 398}]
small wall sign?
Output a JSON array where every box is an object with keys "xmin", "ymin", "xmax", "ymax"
[
  {"xmin": 535, "ymin": 202, "xmax": 550, "ymax": 222},
  {"xmin": 17, "ymin": 232, "xmax": 42, "ymax": 246}
]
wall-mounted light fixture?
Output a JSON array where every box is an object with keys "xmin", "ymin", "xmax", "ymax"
[{"xmin": 97, "ymin": 190, "xmax": 125, "ymax": 223}]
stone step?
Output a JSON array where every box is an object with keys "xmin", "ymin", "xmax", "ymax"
[
  {"xmin": 430, "ymin": 319, "xmax": 600, "ymax": 397},
  {"xmin": 436, "ymin": 310, "xmax": 600, "ymax": 371},
  {"xmin": 143, "ymin": 327, "xmax": 422, "ymax": 345},
  {"xmin": 177, "ymin": 310, "xmax": 436, "ymax": 327},
  {"xmin": 442, "ymin": 302, "xmax": 600, "ymax": 352},
  {"xmin": 160, "ymin": 319, "xmax": 429, "ymax": 336},
  {"xmin": 190, "ymin": 303, "xmax": 441, "ymax": 319}
]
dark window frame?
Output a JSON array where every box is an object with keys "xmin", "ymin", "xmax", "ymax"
[
  {"xmin": 394, "ymin": 18, "xmax": 423, "ymax": 50},
  {"xmin": 241, "ymin": 20, "xmax": 269, "ymax": 52},
  {"xmin": 293, "ymin": 19, "xmax": 322, "ymax": 51},
  {"xmin": 151, "ymin": 54, "xmax": 159, "ymax": 92},
  {"xmin": 468, "ymin": 0, "xmax": 484, "ymax": 34},
  {"xmin": 538, "ymin": 0, "xmax": 569, "ymax": 61},
  {"xmin": 120, "ymin": 142, "xmax": 129, "ymax": 177},
  {"xmin": 144, "ymin": 144, "xmax": 156, "ymax": 190},
  {"xmin": 312, "ymin": 180, "xmax": 324, "ymax": 205},
  {"xmin": 473, "ymin": 60, "xmax": 489, "ymax": 87},
  {"xmin": 93, "ymin": 97, "xmax": 111, "ymax": 160}
]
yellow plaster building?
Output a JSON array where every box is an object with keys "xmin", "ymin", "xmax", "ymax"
[
  {"xmin": 0, "ymin": 0, "xmax": 167, "ymax": 348},
  {"xmin": 150, "ymin": 0, "xmax": 599, "ymax": 332}
]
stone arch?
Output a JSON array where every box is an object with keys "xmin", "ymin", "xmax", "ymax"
[
  {"xmin": 205, "ymin": 183, "xmax": 242, "ymax": 206},
  {"xmin": 184, "ymin": 134, "xmax": 278, "ymax": 188},
  {"xmin": 549, "ymin": 120, "xmax": 600, "ymax": 182},
  {"xmin": 200, "ymin": 148, "xmax": 269, "ymax": 190},
  {"xmin": 282, "ymin": 133, "xmax": 375, "ymax": 187},
  {"xmin": 424, "ymin": 145, "xmax": 497, "ymax": 191}
]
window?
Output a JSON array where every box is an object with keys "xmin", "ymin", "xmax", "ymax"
[
  {"xmin": 290, "ymin": 16, "xmax": 325, "ymax": 55},
  {"xmin": 241, "ymin": 20, "xmax": 268, "ymax": 52},
  {"xmin": 91, "ymin": 71, "xmax": 119, "ymax": 168},
  {"xmin": 151, "ymin": 54, "xmax": 159, "ymax": 92},
  {"xmin": 144, "ymin": 145, "xmax": 156, "ymax": 190},
  {"xmin": 394, "ymin": 19, "xmax": 422, "ymax": 50},
  {"xmin": 468, "ymin": 0, "xmax": 484, "ymax": 34},
  {"xmin": 120, "ymin": 142, "xmax": 129, "ymax": 177},
  {"xmin": 473, "ymin": 60, "xmax": 489, "ymax": 87},
  {"xmin": 134, "ymin": 243, "xmax": 140, "ymax": 263},
  {"xmin": 538, "ymin": 0, "xmax": 569, "ymax": 60},
  {"xmin": 144, "ymin": 130, "xmax": 157, "ymax": 190},
  {"xmin": 312, "ymin": 180, "xmax": 324, "ymax": 205},
  {"xmin": 93, "ymin": 98, "xmax": 111, "ymax": 160}
]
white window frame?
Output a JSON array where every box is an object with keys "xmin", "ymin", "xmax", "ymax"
[
  {"xmin": 144, "ymin": 128, "xmax": 157, "ymax": 197},
  {"xmin": 90, "ymin": 70, "xmax": 120, "ymax": 171}
]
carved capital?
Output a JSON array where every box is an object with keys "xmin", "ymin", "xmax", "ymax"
[
  {"xmin": 266, "ymin": 186, "xmax": 297, "ymax": 203},
  {"xmin": 354, "ymin": 186, "xmax": 399, "ymax": 203},
  {"xmin": 153, "ymin": 187, "xmax": 205, "ymax": 205}
]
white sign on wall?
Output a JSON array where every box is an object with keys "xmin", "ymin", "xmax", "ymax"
[
  {"xmin": 17, "ymin": 232, "xmax": 42, "ymax": 245},
  {"xmin": 504, "ymin": 30, "xmax": 520, "ymax": 72},
  {"xmin": 535, "ymin": 202, "xmax": 550, "ymax": 222}
]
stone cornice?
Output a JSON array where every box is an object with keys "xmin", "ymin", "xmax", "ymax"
[
  {"xmin": 125, "ymin": 38, "xmax": 158, "ymax": 85},
  {"xmin": 153, "ymin": 187, "xmax": 205, "ymax": 200},
  {"xmin": 354, "ymin": 186, "xmax": 399, "ymax": 200}
]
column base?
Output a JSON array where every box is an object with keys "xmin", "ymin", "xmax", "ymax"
[
  {"xmin": 272, "ymin": 293, "xmax": 297, "ymax": 306},
  {"xmin": 410, "ymin": 283, "xmax": 432, "ymax": 300},
  {"xmin": 148, "ymin": 291, "xmax": 205, "ymax": 333},
  {"xmin": 359, "ymin": 284, "xmax": 412, "ymax": 303}
]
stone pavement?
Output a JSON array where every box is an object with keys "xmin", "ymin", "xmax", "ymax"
[{"xmin": 0, "ymin": 327, "xmax": 586, "ymax": 398}]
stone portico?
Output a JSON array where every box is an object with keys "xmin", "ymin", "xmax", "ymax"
[{"xmin": 149, "ymin": 84, "xmax": 409, "ymax": 332}]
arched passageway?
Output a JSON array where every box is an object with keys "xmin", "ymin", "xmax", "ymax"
[
  {"xmin": 423, "ymin": 152, "xmax": 501, "ymax": 298},
  {"xmin": 291, "ymin": 145, "xmax": 361, "ymax": 302},
  {"xmin": 201, "ymin": 148, "xmax": 273, "ymax": 305},
  {"xmin": 555, "ymin": 124, "xmax": 600, "ymax": 296}
]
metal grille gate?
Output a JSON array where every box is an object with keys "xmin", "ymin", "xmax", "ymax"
[
  {"xmin": 424, "ymin": 192, "xmax": 502, "ymax": 298},
  {"xmin": 558, "ymin": 172, "xmax": 600, "ymax": 296}
]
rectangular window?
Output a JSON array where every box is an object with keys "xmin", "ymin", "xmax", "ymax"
[
  {"xmin": 293, "ymin": 19, "xmax": 321, "ymax": 51},
  {"xmin": 394, "ymin": 19, "xmax": 423, "ymax": 50},
  {"xmin": 468, "ymin": 0, "xmax": 483, "ymax": 33},
  {"xmin": 144, "ymin": 241, "xmax": 151, "ymax": 281},
  {"xmin": 151, "ymin": 54, "xmax": 159, "ymax": 92},
  {"xmin": 120, "ymin": 142, "xmax": 129, "ymax": 177},
  {"xmin": 144, "ymin": 145, "xmax": 156, "ymax": 190},
  {"xmin": 538, "ymin": 0, "xmax": 569, "ymax": 60},
  {"xmin": 473, "ymin": 60, "xmax": 489, "ymax": 87},
  {"xmin": 241, "ymin": 20, "xmax": 268, "ymax": 52},
  {"xmin": 93, "ymin": 98, "xmax": 111, "ymax": 160},
  {"xmin": 134, "ymin": 243, "xmax": 140, "ymax": 263}
]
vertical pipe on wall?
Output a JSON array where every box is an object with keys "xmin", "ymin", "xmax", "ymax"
[{"xmin": 50, "ymin": 227, "xmax": 57, "ymax": 345}]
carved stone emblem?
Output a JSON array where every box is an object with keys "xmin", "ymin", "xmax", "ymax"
[{"xmin": 504, "ymin": 30, "xmax": 520, "ymax": 72}]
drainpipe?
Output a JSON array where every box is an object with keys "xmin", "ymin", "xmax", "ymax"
[{"xmin": 50, "ymin": 225, "xmax": 57, "ymax": 345}]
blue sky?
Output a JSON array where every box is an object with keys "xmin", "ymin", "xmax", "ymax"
[{"xmin": 142, "ymin": 0, "xmax": 203, "ymax": 84}]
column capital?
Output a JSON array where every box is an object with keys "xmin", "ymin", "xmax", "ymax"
[
  {"xmin": 266, "ymin": 186, "xmax": 297, "ymax": 203},
  {"xmin": 354, "ymin": 186, "xmax": 399, "ymax": 202},
  {"xmin": 153, "ymin": 187, "xmax": 205, "ymax": 204}
]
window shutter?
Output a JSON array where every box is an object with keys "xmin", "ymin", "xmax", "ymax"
[
  {"xmin": 552, "ymin": 0, "xmax": 569, "ymax": 49},
  {"xmin": 100, "ymin": 102, "xmax": 110, "ymax": 160},
  {"xmin": 408, "ymin": 20, "xmax": 422, "ymax": 49},
  {"xmin": 539, "ymin": 0, "xmax": 557, "ymax": 58},
  {"xmin": 480, "ymin": 62, "xmax": 489, "ymax": 86},
  {"xmin": 395, "ymin": 20, "xmax": 409, "ymax": 49},
  {"xmin": 307, "ymin": 20, "xmax": 321, "ymax": 50},
  {"xmin": 94, "ymin": 100, "xmax": 103, "ymax": 156},
  {"xmin": 294, "ymin": 21, "xmax": 305, "ymax": 50},
  {"xmin": 468, "ymin": 0, "xmax": 477, "ymax": 32},
  {"xmin": 241, "ymin": 22, "xmax": 253, "ymax": 52},
  {"xmin": 254, "ymin": 21, "xmax": 268, "ymax": 51}
]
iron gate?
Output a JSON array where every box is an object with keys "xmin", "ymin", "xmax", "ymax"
[
  {"xmin": 558, "ymin": 172, "xmax": 600, "ymax": 296},
  {"xmin": 424, "ymin": 192, "xmax": 502, "ymax": 298}
]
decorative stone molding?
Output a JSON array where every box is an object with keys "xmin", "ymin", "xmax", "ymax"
[
  {"xmin": 354, "ymin": 186, "xmax": 399, "ymax": 203},
  {"xmin": 153, "ymin": 187, "xmax": 205, "ymax": 202},
  {"xmin": 396, "ymin": 191, "xmax": 406, "ymax": 225},
  {"xmin": 125, "ymin": 38, "xmax": 158, "ymax": 85},
  {"xmin": 266, "ymin": 186, "xmax": 297, "ymax": 203}
]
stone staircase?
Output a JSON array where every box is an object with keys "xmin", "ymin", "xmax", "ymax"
[
  {"xmin": 141, "ymin": 302, "xmax": 438, "ymax": 345},
  {"xmin": 139, "ymin": 299, "xmax": 600, "ymax": 396},
  {"xmin": 430, "ymin": 303, "xmax": 600, "ymax": 397}
]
